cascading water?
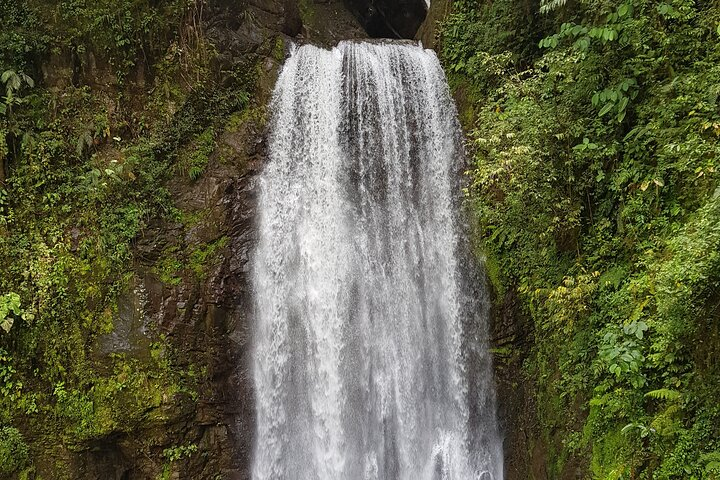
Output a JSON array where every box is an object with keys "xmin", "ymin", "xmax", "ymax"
[{"xmin": 252, "ymin": 41, "xmax": 503, "ymax": 480}]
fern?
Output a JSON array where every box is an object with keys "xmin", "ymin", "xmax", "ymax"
[
  {"xmin": 644, "ymin": 388, "xmax": 682, "ymax": 401},
  {"xmin": 540, "ymin": 0, "xmax": 568, "ymax": 14}
]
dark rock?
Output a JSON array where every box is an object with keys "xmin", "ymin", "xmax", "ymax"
[
  {"xmin": 489, "ymin": 286, "xmax": 544, "ymax": 480},
  {"xmin": 416, "ymin": 0, "xmax": 451, "ymax": 48},
  {"xmin": 96, "ymin": 278, "xmax": 152, "ymax": 361},
  {"xmin": 343, "ymin": 0, "xmax": 428, "ymax": 39}
]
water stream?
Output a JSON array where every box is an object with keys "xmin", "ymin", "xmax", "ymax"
[{"xmin": 252, "ymin": 41, "xmax": 503, "ymax": 480}]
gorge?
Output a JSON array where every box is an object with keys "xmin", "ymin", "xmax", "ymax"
[{"xmin": 2, "ymin": 0, "xmax": 719, "ymax": 479}]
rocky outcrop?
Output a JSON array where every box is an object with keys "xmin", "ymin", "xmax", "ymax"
[
  {"xmin": 490, "ymin": 288, "xmax": 545, "ymax": 480},
  {"xmin": 97, "ymin": 2, "xmax": 364, "ymax": 479},
  {"xmin": 416, "ymin": 0, "xmax": 452, "ymax": 48},
  {"xmin": 344, "ymin": 0, "xmax": 428, "ymax": 38}
]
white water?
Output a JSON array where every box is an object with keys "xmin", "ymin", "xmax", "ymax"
[{"xmin": 252, "ymin": 41, "xmax": 502, "ymax": 480}]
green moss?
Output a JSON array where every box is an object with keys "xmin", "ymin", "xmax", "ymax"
[
  {"xmin": 153, "ymin": 247, "xmax": 183, "ymax": 286},
  {"xmin": 272, "ymin": 36, "xmax": 286, "ymax": 63},
  {"xmin": 188, "ymin": 237, "xmax": 228, "ymax": 281},
  {"xmin": 225, "ymin": 105, "xmax": 266, "ymax": 133},
  {"xmin": 298, "ymin": 0, "xmax": 315, "ymax": 28},
  {"xmin": 178, "ymin": 208, "xmax": 206, "ymax": 229}
]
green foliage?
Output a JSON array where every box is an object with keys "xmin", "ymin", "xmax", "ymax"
[
  {"xmin": 0, "ymin": 293, "xmax": 22, "ymax": 333},
  {"xmin": 188, "ymin": 237, "xmax": 228, "ymax": 280},
  {"xmin": 0, "ymin": 70, "xmax": 34, "ymax": 117},
  {"xmin": 0, "ymin": 425, "xmax": 29, "ymax": 475},
  {"xmin": 0, "ymin": 0, "xmax": 255, "ymax": 472},
  {"xmin": 441, "ymin": 0, "xmax": 720, "ymax": 476},
  {"xmin": 163, "ymin": 443, "xmax": 197, "ymax": 462},
  {"xmin": 177, "ymin": 127, "xmax": 215, "ymax": 180},
  {"xmin": 1, "ymin": 0, "xmax": 195, "ymax": 81},
  {"xmin": 158, "ymin": 443, "xmax": 198, "ymax": 480},
  {"xmin": 154, "ymin": 248, "xmax": 183, "ymax": 286}
]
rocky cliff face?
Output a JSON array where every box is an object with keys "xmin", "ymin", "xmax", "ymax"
[
  {"xmin": 105, "ymin": 2, "xmax": 366, "ymax": 479},
  {"xmin": 23, "ymin": 2, "xmax": 365, "ymax": 479},
  {"xmin": 343, "ymin": 0, "xmax": 428, "ymax": 38}
]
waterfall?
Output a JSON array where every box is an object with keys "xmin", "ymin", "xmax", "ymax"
[{"xmin": 252, "ymin": 41, "xmax": 503, "ymax": 480}]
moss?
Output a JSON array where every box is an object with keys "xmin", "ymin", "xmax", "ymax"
[
  {"xmin": 298, "ymin": 0, "xmax": 315, "ymax": 28},
  {"xmin": 224, "ymin": 105, "xmax": 266, "ymax": 134},
  {"xmin": 153, "ymin": 247, "xmax": 183, "ymax": 286},
  {"xmin": 188, "ymin": 237, "xmax": 229, "ymax": 281},
  {"xmin": 178, "ymin": 208, "xmax": 206, "ymax": 229},
  {"xmin": 272, "ymin": 36, "xmax": 286, "ymax": 63}
]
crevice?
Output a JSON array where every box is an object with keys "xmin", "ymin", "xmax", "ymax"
[{"xmin": 342, "ymin": 0, "xmax": 428, "ymax": 39}]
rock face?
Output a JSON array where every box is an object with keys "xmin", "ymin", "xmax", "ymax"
[
  {"xmin": 343, "ymin": 0, "xmax": 428, "ymax": 38},
  {"xmin": 416, "ymin": 0, "xmax": 451, "ymax": 48},
  {"xmin": 26, "ymin": 2, "xmax": 365, "ymax": 479},
  {"xmin": 109, "ymin": 2, "xmax": 364, "ymax": 479}
]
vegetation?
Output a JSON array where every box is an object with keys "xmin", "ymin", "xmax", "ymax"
[
  {"xmin": 0, "ymin": 0, "xmax": 257, "ymax": 476},
  {"xmin": 440, "ymin": 0, "xmax": 720, "ymax": 477},
  {"xmin": 3, "ymin": 0, "xmax": 717, "ymax": 477}
]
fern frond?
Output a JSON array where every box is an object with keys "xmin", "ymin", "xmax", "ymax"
[
  {"xmin": 540, "ymin": 0, "xmax": 568, "ymax": 14},
  {"xmin": 644, "ymin": 388, "xmax": 681, "ymax": 401}
]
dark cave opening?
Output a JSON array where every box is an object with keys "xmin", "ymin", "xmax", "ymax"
[{"xmin": 343, "ymin": 0, "xmax": 428, "ymax": 39}]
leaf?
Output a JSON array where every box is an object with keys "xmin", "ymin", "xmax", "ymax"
[
  {"xmin": 618, "ymin": 96, "xmax": 629, "ymax": 112},
  {"xmin": 619, "ymin": 4, "xmax": 629, "ymax": 16},
  {"xmin": 599, "ymin": 103, "xmax": 615, "ymax": 116},
  {"xmin": 0, "ymin": 316, "xmax": 13, "ymax": 333},
  {"xmin": 21, "ymin": 73, "xmax": 34, "ymax": 88}
]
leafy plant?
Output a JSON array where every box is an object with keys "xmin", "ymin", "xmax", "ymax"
[
  {"xmin": 441, "ymin": 0, "xmax": 720, "ymax": 475},
  {"xmin": 0, "ymin": 426, "xmax": 29, "ymax": 475},
  {"xmin": 0, "ymin": 292, "xmax": 32, "ymax": 334}
]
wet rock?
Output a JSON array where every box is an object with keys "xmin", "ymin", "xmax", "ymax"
[
  {"xmin": 96, "ymin": 279, "xmax": 152, "ymax": 361},
  {"xmin": 343, "ymin": 0, "xmax": 428, "ymax": 39},
  {"xmin": 416, "ymin": 0, "xmax": 451, "ymax": 49}
]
